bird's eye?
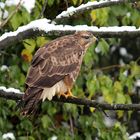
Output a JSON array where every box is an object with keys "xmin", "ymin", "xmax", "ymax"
[{"xmin": 82, "ymin": 35, "xmax": 90, "ymax": 39}]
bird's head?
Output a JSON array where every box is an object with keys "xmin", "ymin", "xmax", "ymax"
[{"xmin": 75, "ymin": 31, "xmax": 98, "ymax": 49}]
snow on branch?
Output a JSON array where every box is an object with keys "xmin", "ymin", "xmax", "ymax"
[
  {"xmin": 0, "ymin": 19, "xmax": 140, "ymax": 50},
  {"xmin": 0, "ymin": 87, "xmax": 140, "ymax": 111},
  {"xmin": 55, "ymin": 0, "xmax": 138, "ymax": 23},
  {"xmin": 0, "ymin": 86, "xmax": 23, "ymax": 100}
]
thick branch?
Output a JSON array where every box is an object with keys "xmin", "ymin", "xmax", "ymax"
[
  {"xmin": 0, "ymin": 89, "xmax": 140, "ymax": 111},
  {"xmin": 0, "ymin": 0, "xmax": 140, "ymax": 49},
  {"xmin": 55, "ymin": 0, "xmax": 138, "ymax": 23},
  {"xmin": 0, "ymin": 19, "xmax": 140, "ymax": 50}
]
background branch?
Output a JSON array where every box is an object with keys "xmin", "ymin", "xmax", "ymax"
[
  {"xmin": 0, "ymin": 19, "xmax": 140, "ymax": 50},
  {"xmin": 38, "ymin": 0, "xmax": 48, "ymax": 19},
  {"xmin": 0, "ymin": 0, "xmax": 22, "ymax": 28},
  {"xmin": 0, "ymin": 89, "xmax": 140, "ymax": 111},
  {"xmin": 0, "ymin": 0, "xmax": 140, "ymax": 50},
  {"xmin": 54, "ymin": 0, "xmax": 138, "ymax": 23}
]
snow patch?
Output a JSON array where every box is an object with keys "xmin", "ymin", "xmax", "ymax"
[
  {"xmin": 123, "ymin": 70, "xmax": 128, "ymax": 76},
  {"xmin": 56, "ymin": 0, "xmax": 120, "ymax": 19},
  {"xmin": 120, "ymin": 47, "xmax": 127, "ymax": 56},
  {"xmin": 95, "ymin": 47, "xmax": 101, "ymax": 53},
  {"xmin": 126, "ymin": 12, "xmax": 131, "ymax": 17},
  {"xmin": 119, "ymin": 59, "xmax": 125, "ymax": 65},
  {"xmin": 0, "ymin": 65, "xmax": 9, "ymax": 71},
  {"xmin": 5, "ymin": 0, "xmax": 35, "ymax": 13},
  {"xmin": 0, "ymin": 2, "xmax": 5, "ymax": 9},
  {"xmin": 50, "ymin": 135, "xmax": 57, "ymax": 140},
  {"xmin": 104, "ymin": 116, "xmax": 116, "ymax": 127},
  {"xmin": 3, "ymin": 10, "xmax": 9, "ymax": 19},
  {"xmin": 135, "ymin": 80, "xmax": 140, "ymax": 87},
  {"xmin": 119, "ymin": 47, "xmax": 133, "ymax": 59},
  {"xmin": 129, "ymin": 132, "xmax": 140, "ymax": 140},
  {"xmin": 0, "ymin": 86, "xmax": 22, "ymax": 94},
  {"xmin": 0, "ymin": 18, "xmax": 140, "ymax": 42},
  {"xmin": 2, "ymin": 132, "xmax": 15, "ymax": 140},
  {"xmin": 0, "ymin": 2, "xmax": 8, "ymax": 19}
]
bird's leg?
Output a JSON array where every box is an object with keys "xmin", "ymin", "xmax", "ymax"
[
  {"xmin": 63, "ymin": 76, "xmax": 76, "ymax": 98},
  {"xmin": 57, "ymin": 89, "xmax": 76, "ymax": 98},
  {"xmin": 57, "ymin": 92, "xmax": 68, "ymax": 98},
  {"xmin": 65, "ymin": 88, "xmax": 77, "ymax": 98}
]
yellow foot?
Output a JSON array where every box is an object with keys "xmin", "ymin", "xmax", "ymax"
[
  {"xmin": 65, "ymin": 89, "xmax": 77, "ymax": 98},
  {"xmin": 57, "ymin": 90, "xmax": 77, "ymax": 99},
  {"xmin": 57, "ymin": 92, "xmax": 68, "ymax": 98}
]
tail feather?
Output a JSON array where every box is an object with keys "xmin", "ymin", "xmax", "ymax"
[{"xmin": 18, "ymin": 87, "xmax": 43, "ymax": 116}]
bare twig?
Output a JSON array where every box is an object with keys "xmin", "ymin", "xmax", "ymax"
[
  {"xmin": 38, "ymin": 0, "xmax": 48, "ymax": 19},
  {"xmin": 69, "ymin": 114, "xmax": 74, "ymax": 136},
  {"xmin": 95, "ymin": 64, "xmax": 123, "ymax": 71},
  {"xmin": 0, "ymin": 0, "xmax": 22, "ymax": 28},
  {"xmin": 0, "ymin": 89, "xmax": 140, "ymax": 111},
  {"xmin": 64, "ymin": 0, "xmax": 68, "ymax": 9},
  {"xmin": 54, "ymin": 0, "xmax": 139, "ymax": 23}
]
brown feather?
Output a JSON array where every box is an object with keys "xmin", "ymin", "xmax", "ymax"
[
  {"xmin": 21, "ymin": 87, "xmax": 42, "ymax": 115},
  {"xmin": 19, "ymin": 31, "xmax": 96, "ymax": 115}
]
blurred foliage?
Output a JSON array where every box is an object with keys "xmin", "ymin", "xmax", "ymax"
[{"xmin": 0, "ymin": 0, "xmax": 140, "ymax": 139}]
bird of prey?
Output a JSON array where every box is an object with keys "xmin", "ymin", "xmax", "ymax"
[{"xmin": 20, "ymin": 31, "xmax": 97, "ymax": 115}]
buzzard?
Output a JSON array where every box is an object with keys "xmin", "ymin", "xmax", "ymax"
[{"xmin": 20, "ymin": 31, "xmax": 97, "ymax": 115}]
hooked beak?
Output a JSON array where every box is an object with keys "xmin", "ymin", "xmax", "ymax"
[{"xmin": 91, "ymin": 36, "xmax": 98, "ymax": 44}]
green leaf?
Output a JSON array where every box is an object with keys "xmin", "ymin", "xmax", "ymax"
[
  {"xmin": 130, "ymin": 62, "xmax": 140, "ymax": 77},
  {"xmin": 96, "ymin": 39, "xmax": 109, "ymax": 55},
  {"xmin": 48, "ymin": 0, "xmax": 55, "ymax": 6},
  {"xmin": 102, "ymin": 87, "xmax": 113, "ymax": 104},
  {"xmin": 113, "ymin": 81, "xmax": 122, "ymax": 93},
  {"xmin": 18, "ymin": 136, "xmax": 35, "ymax": 140},
  {"xmin": 22, "ymin": 61, "xmax": 29, "ymax": 72},
  {"xmin": 10, "ymin": 11, "xmax": 23, "ymax": 30},
  {"xmin": 87, "ymin": 80, "xmax": 96, "ymax": 97},
  {"xmin": 116, "ymin": 93, "xmax": 126, "ymax": 104},
  {"xmin": 36, "ymin": 37, "xmax": 49, "ymax": 47},
  {"xmin": 94, "ymin": 8, "xmax": 110, "ymax": 26},
  {"xmin": 23, "ymin": 39, "xmax": 36, "ymax": 53},
  {"xmin": 41, "ymin": 115, "xmax": 51, "ymax": 129}
]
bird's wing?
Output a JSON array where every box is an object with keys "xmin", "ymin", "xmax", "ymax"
[{"xmin": 25, "ymin": 36, "xmax": 84, "ymax": 88}]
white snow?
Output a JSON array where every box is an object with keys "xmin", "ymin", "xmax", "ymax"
[
  {"xmin": 0, "ymin": 2, "xmax": 5, "ymax": 9},
  {"xmin": 110, "ymin": 45, "xmax": 117, "ymax": 53},
  {"xmin": 119, "ymin": 47, "xmax": 133, "ymax": 59},
  {"xmin": 0, "ymin": 18, "xmax": 140, "ymax": 42},
  {"xmin": 123, "ymin": 70, "xmax": 128, "ymax": 76},
  {"xmin": 126, "ymin": 12, "xmax": 131, "ymax": 17},
  {"xmin": 95, "ymin": 47, "xmax": 101, "ymax": 53},
  {"xmin": 0, "ymin": 86, "xmax": 22, "ymax": 94},
  {"xmin": 120, "ymin": 47, "xmax": 127, "ymax": 56},
  {"xmin": 2, "ymin": 132, "xmax": 15, "ymax": 140},
  {"xmin": 104, "ymin": 116, "xmax": 116, "ymax": 127},
  {"xmin": 50, "ymin": 135, "xmax": 57, "ymax": 140},
  {"xmin": 0, "ymin": 2, "xmax": 8, "ymax": 19},
  {"xmin": 0, "ymin": 65, "xmax": 9, "ymax": 72},
  {"xmin": 129, "ymin": 132, "xmax": 140, "ymax": 140},
  {"xmin": 3, "ymin": 10, "xmax": 9, "ymax": 19},
  {"xmin": 135, "ymin": 80, "xmax": 140, "ymax": 87},
  {"xmin": 56, "ymin": 0, "xmax": 120, "ymax": 19},
  {"xmin": 5, "ymin": 0, "xmax": 35, "ymax": 13}
]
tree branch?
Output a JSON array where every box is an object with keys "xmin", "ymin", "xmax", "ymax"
[
  {"xmin": 38, "ymin": 0, "xmax": 48, "ymax": 19},
  {"xmin": 54, "ymin": 0, "xmax": 138, "ymax": 23},
  {"xmin": 0, "ymin": 89, "xmax": 140, "ymax": 111},
  {"xmin": 0, "ymin": 18, "xmax": 140, "ymax": 50},
  {"xmin": 0, "ymin": 0, "xmax": 140, "ymax": 49},
  {"xmin": 0, "ymin": 0, "xmax": 22, "ymax": 28}
]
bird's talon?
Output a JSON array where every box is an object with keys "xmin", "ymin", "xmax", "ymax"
[
  {"xmin": 66, "ymin": 89, "xmax": 77, "ymax": 98},
  {"xmin": 58, "ymin": 92, "xmax": 68, "ymax": 98}
]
